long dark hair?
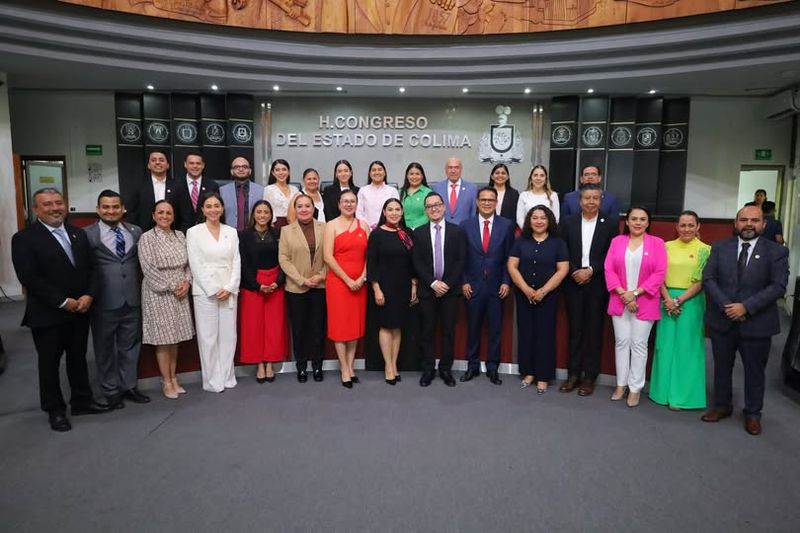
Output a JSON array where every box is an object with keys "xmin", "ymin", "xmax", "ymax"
[
  {"xmin": 248, "ymin": 199, "xmax": 274, "ymax": 230},
  {"xmin": 367, "ymin": 160, "xmax": 387, "ymax": 185},
  {"xmin": 198, "ymin": 191, "xmax": 226, "ymax": 225},
  {"xmin": 488, "ymin": 163, "xmax": 510, "ymax": 186},
  {"xmin": 332, "ymin": 159, "xmax": 355, "ymax": 189},
  {"xmin": 377, "ymin": 198, "xmax": 407, "ymax": 228},
  {"xmin": 520, "ymin": 205, "xmax": 559, "ymax": 239},
  {"xmin": 400, "ymin": 162, "xmax": 429, "ymax": 200},
  {"xmin": 623, "ymin": 205, "xmax": 652, "ymax": 235},
  {"xmin": 268, "ymin": 159, "xmax": 291, "ymax": 185},
  {"xmin": 151, "ymin": 199, "xmax": 175, "ymax": 230}
]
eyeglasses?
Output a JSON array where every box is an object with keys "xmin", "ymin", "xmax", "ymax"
[
  {"xmin": 232, "ymin": 165, "xmax": 250, "ymax": 170},
  {"xmin": 424, "ymin": 202, "xmax": 444, "ymax": 210},
  {"xmin": 478, "ymin": 198, "xmax": 497, "ymax": 203}
]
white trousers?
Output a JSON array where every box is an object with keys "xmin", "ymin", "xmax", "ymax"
[
  {"xmin": 193, "ymin": 295, "xmax": 238, "ymax": 393},
  {"xmin": 611, "ymin": 310, "xmax": 654, "ymax": 393}
]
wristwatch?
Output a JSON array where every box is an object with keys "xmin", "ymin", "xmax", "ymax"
[{"xmin": 632, "ymin": 289, "xmax": 641, "ymax": 298}]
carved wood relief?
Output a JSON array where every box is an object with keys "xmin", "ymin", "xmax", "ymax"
[{"xmin": 58, "ymin": 0, "xmax": 793, "ymax": 35}]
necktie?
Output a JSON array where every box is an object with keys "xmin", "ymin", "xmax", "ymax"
[
  {"xmin": 53, "ymin": 228, "xmax": 75, "ymax": 266},
  {"xmin": 738, "ymin": 242, "xmax": 750, "ymax": 280},
  {"xmin": 449, "ymin": 183, "xmax": 458, "ymax": 215},
  {"xmin": 482, "ymin": 219, "xmax": 491, "ymax": 253},
  {"xmin": 112, "ymin": 226, "xmax": 126, "ymax": 258},
  {"xmin": 433, "ymin": 224, "xmax": 443, "ymax": 280},
  {"xmin": 236, "ymin": 184, "xmax": 246, "ymax": 231},
  {"xmin": 190, "ymin": 179, "xmax": 199, "ymax": 211}
]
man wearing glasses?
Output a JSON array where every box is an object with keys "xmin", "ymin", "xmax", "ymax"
[
  {"xmin": 219, "ymin": 156, "xmax": 265, "ymax": 230},
  {"xmin": 560, "ymin": 165, "xmax": 620, "ymax": 219},
  {"xmin": 412, "ymin": 192, "xmax": 466, "ymax": 387}
]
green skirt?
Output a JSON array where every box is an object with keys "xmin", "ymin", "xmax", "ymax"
[{"xmin": 649, "ymin": 288, "xmax": 707, "ymax": 409}]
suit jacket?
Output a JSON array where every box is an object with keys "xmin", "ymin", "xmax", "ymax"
[
  {"xmin": 11, "ymin": 220, "xmax": 96, "ymax": 329},
  {"xmin": 460, "ymin": 215, "xmax": 515, "ymax": 291},
  {"xmin": 559, "ymin": 213, "xmax": 617, "ymax": 277},
  {"xmin": 561, "ymin": 189, "xmax": 620, "ymax": 219},
  {"xmin": 322, "ymin": 184, "xmax": 360, "ymax": 222},
  {"xmin": 125, "ymin": 177, "xmax": 176, "ymax": 231},
  {"xmin": 278, "ymin": 220, "xmax": 327, "ymax": 294},
  {"xmin": 703, "ymin": 237, "xmax": 789, "ymax": 338},
  {"xmin": 219, "ymin": 180, "xmax": 266, "ymax": 229},
  {"xmin": 412, "ymin": 221, "xmax": 466, "ymax": 299},
  {"xmin": 84, "ymin": 221, "xmax": 143, "ymax": 310},
  {"xmin": 497, "ymin": 186, "xmax": 520, "ymax": 222},
  {"xmin": 172, "ymin": 177, "xmax": 221, "ymax": 234},
  {"xmin": 604, "ymin": 233, "xmax": 667, "ymax": 320},
  {"xmin": 186, "ymin": 223, "xmax": 241, "ymax": 297},
  {"xmin": 432, "ymin": 179, "xmax": 477, "ymax": 225}
]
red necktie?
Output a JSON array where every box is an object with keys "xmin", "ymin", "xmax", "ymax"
[
  {"xmin": 482, "ymin": 219, "xmax": 490, "ymax": 253},
  {"xmin": 449, "ymin": 183, "xmax": 458, "ymax": 215},
  {"xmin": 236, "ymin": 184, "xmax": 246, "ymax": 230}
]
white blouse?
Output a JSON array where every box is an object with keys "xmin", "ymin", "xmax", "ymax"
[
  {"xmin": 624, "ymin": 245, "xmax": 643, "ymax": 292},
  {"xmin": 186, "ymin": 223, "xmax": 241, "ymax": 297},
  {"xmin": 264, "ymin": 183, "xmax": 300, "ymax": 218},
  {"xmin": 516, "ymin": 190, "xmax": 560, "ymax": 228}
]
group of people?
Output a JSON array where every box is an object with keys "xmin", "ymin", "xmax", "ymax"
[{"xmin": 10, "ymin": 152, "xmax": 788, "ymax": 438}]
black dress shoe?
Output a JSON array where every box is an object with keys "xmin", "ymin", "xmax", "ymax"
[
  {"xmin": 265, "ymin": 375, "xmax": 276, "ymax": 383},
  {"xmin": 395, "ymin": 374, "xmax": 402, "ymax": 383},
  {"xmin": 420, "ymin": 371, "xmax": 435, "ymax": 387},
  {"xmin": 48, "ymin": 412, "xmax": 71, "ymax": 432},
  {"xmin": 439, "ymin": 369, "xmax": 456, "ymax": 387},
  {"xmin": 351, "ymin": 376, "xmax": 360, "ymax": 384},
  {"xmin": 106, "ymin": 394, "xmax": 125, "ymax": 410},
  {"xmin": 487, "ymin": 370, "xmax": 503, "ymax": 386},
  {"xmin": 72, "ymin": 401, "xmax": 113, "ymax": 416},
  {"xmin": 122, "ymin": 388, "xmax": 151, "ymax": 404},
  {"xmin": 256, "ymin": 376, "xmax": 268, "ymax": 384},
  {"xmin": 313, "ymin": 369, "xmax": 324, "ymax": 382},
  {"xmin": 297, "ymin": 370, "xmax": 308, "ymax": 383},
  {"xmin": 385, "ymin": 378, "xmax": 397, "ymax": 386},
  {"xmin": 460, "ymin": 368, "xmax": 480, "ymax": 382},
  {"xmin": 341, "ymin": 380, "xmax": 353, "ymax": 389}
]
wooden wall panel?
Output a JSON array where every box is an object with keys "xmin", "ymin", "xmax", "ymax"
[{"xmin": 59, "ymin": 0, "xmax": 794, "ymax": 35}]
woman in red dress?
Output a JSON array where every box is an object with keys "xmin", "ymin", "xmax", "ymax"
[
  {"xmin": 239, "ymin": 200, "xmax": 288, "ymax": 382},
  {"xmin": 324, "ymin": 190, "xmax": 370, "ymax": 388}
]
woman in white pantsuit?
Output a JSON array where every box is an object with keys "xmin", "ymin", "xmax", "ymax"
[{"xmin": 187, "ymin": 192, "xmax": 241, "ymax": 393}]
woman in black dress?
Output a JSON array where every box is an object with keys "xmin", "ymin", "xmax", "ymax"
[
  {"xmin": 322, "ymin": 159, "xmax": 360, "ymax": 221},
  {"xmin": 507, "ymin": 205, "xmax": 569, "ymax": 394},
  {"xmin": 367, "ymin": 198, "xmax": 417, "ymax": 384}
]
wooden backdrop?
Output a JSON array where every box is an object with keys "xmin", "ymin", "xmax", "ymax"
[{"xmin": 60, "ymin": 0, "xmax": 792, "ymax": 35}]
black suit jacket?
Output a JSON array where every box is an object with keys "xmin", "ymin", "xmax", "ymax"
[
  {"xmin": 559, "ymin": 213, "xmax": 618, "ymax": 277},
  {"xmin": 322, "ymin": 184, "xmax": 360, "ymax": 222},
  {"xmin": 497, "ymin": 186, "xmax": 520, "ymax": 222},
  {"xmin": 11, "ymin": 221, "xmax": 96, "ymax": 329},
  {"xmin": 172, "ymin": 177, "xmax": 220, "ymax": 234},
  {"xmin": 412, "ymin": 221, "xmax": 466, "ymax": 298},
  {"xmin": 703, "ymin": 237, "xmax": 789, "ymax": 338},
  {"xmin": 125, "ymin": 177, "xmax": 176, "ymax": 231}
]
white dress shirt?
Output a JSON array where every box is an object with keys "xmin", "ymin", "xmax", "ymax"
[
  {"xmin": 737, "ymin": 236, "xmax": 759, "ymax": 265},
  {"xmin": 264, "ymin": 184, "xmax": 300, "ymax": 218},
  {"xmin": 98, "ymin": 220, "xmax": 132, "ymax": 255},
  {"xmin": 152, "ymin": 175, "xmax": 167, "ymax": 202},
  {"xmin": 580, "ymin": 214, "xmax": 598, "ymax": 268}
]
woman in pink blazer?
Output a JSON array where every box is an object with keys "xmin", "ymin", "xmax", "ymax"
[{"xmin": 604, "ymin": 206, "xmax": 667, "ymax": 407}]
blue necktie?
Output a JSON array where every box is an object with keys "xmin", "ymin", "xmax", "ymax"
[
  {"xmin": 53, "ymin": 228, "xmax": 75, "ymax": 266},
  {"xmin": 112, "ymin": 226, "xmax": 126, "ymax": 258}
]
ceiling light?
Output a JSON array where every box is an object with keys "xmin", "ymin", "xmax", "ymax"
[
  {"xmin": 648, "ymin": 89, "xmax": 657, "ymax": 94},
  {"xmin": 146, "ymin": 84, "xmax": 155, "ymax": 91},
  {"xmin": 273, "ymin": 85, "xmax": 280, "ymax": 91},
  {"xmin": 336, "ymin": 86, "xmax": 343, "ymax": 92},
  {"xmin": 587, "ymin": 88, "xmax": 594, "ymax": 94},
  {"xmin": 524, "ymin": 88, "xmax": 531, "ymax": 94},
  {"xmin": 462, "ymin": 88, "xmax": 469, "ymax": 93},
  {"xmin": 211, "ymin": 84, "xmax": 219, "ymax": 91},
  {"xmin": 260, "ymin": 102, "xmax": 266, "ymax": 108},
  {"xmin": 399, "ymin": 87, "xmax": 406, "ymax": 93}
]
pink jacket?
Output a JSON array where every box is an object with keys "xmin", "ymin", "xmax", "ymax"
[{"xmin": 604, "ymin": 233, "xmax": 667, "ymax": 320}]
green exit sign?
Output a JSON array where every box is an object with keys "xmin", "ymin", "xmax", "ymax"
[
  {"xmin": 85, "ymin": 144, "xmax": 103, "ymax": 156},
  {"xmin": 755, "ymin": 148, "xmax": 772, "ymax": 161}
]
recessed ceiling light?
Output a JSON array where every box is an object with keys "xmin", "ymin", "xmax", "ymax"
[
  {"xmin": 336, "ymin": 86, "xmax": 343, "ymax": 92},
  {"xmin": 146, "ymin": 84, "xmax": 155, "ymax": 91},
  {"xmin": 399, "ymin": 87, "xmax": 406, "ymax": 93},
  {"xmin": 587, "ymin": 88, "xmax": 594, "ymax": 94},
  {"xmin": 273, "ymin": 85, "xmax": 280, "ymax": 91},
  {"xmin": 260, "ymin": 102, "xmax": 266, "ymax": 108},
  {"xmin": 211, "ymin": 84, "xmax": 219, "ymax": 91},
  {"xmin": 524, "ymin": 88, "xmax": 531, "ymax": 94},
  {"xmin": 648, "ymin": 89, "xmax": 657, "ymax": 94},
  {"xmin": 462, "ymin": 88, "xmax": 469, "ymax": 93}
]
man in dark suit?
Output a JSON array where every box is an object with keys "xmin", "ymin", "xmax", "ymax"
[
  {"xmin": 432, "ymin": 157, "xmax": 477, "ymax": 225},
  {"xmin": 561, "ymin": 165, "xmax": 620, "ymax": 219},
  {"xmin": 11, "ymin": 188, "xmax": 112, "ymax": 432},
  {"xmin": 459, "ymin": 186, "xmax": 515, "ymax": 385},
  {"xmin": 413, "ymin": 191, "xmax": 467, "ymax": 387},
  {"xmin": 86, "ymin": 190, "xmax": 149, "ymax": 409},
  {"xmin": 172, "ymin": 152, "xmax": 220, "ymax": 233},
  {"xmin": 125, "ymin": 150, "xmax": 175, "ymax": 231},
  {"xmin": 558, "ymin": 184, "xmax": 617, "ymax": 396},
  {"xmin": 702, "ymin": 205, "xmax": 789, "ymax": 435}
]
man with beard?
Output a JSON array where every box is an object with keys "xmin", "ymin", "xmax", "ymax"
[
  {"xmin": 219, "ymin": 156, "xmax": 264, "ymax": 231},
  {"xmin": 126, "ymin": 150, "xmax": 174, "ymax": 231},
  {"xmin": 701, "ymin": 205, "xmax": 788, "ymax": 435}
]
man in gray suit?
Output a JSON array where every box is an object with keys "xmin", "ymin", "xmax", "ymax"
[
  {"xmin": 86, "ymin": 190, "xmax": 149, "ymax": 408},
  {"xmin": 219, "ymin": 156, "xmax": 265, "ymax": 230}
]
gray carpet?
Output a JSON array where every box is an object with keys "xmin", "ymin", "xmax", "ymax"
[{"xmin": 1, "ymin": 299, "xmax": 799, "ymax": 533}]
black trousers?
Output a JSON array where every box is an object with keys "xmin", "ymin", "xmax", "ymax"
[
  {"xmin": 515, "ymin": 291, "xmax": 558, "ymax": 381},
  {"xmin": 563, "ymin": 277, "xmax": 608, "ymax": 381},
  {"xmin": 286, "ymin": 289, "xmax": 326, "ymax": 371},
  {"xmin": 31, "ymin": 318, "xmax": 93, "ymax": 413},
  {"xmin": 709, "ymin": 326, "xmax": 771, "ymax": 418},
  {"xmin": 418, "ymin": 293, "xmax": 461, "ymax": 372}
]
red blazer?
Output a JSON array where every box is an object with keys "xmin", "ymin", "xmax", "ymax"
[{"xmin": 604, "ymin": 233, "xmax": 667, "ymax": 320}]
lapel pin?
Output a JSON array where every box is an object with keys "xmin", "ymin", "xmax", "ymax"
[
  {"xmin": 754, "ymin": 254, "xmax": 760, "ymax": 259},
  {"xmin": 600, "ymin": 218, "xmax": 605, "ymax": 223}
]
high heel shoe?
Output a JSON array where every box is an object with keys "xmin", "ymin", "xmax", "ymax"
[
  {"xmin": 350, "ymin": 376, "xmax": 360, "ymax": 384},
  {"xmin": 385, "ymin": 378, "xmax": 397, "ymax": 386},
  {"xmin": 172, "ymin": 379, "xmax": 186, "ymax": 394},
  {"xmin": 265, "ymin": 375, "xmax": 275, "ymax": 383},
  {"xmin": 341, "ymin": 380, "xmax": 353, "ymax": 389},
  {"xmin": 626, "ymin": 391, "xmax": 641, "ymax": 408},
  {"xmin": 611, "ymin": 386, "xmax": 628, "ymax": 401},
  {"xmin": 162, "ymin": 380, "xmax": 178, "ymax": 400},
  {"xmin": 395, "ymin": 374, "xmax": 402, "ymax": 383}
]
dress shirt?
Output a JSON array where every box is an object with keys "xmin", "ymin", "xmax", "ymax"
[
  {"xmin": 737, "ymin": 236, "xmax": 759, "ymax": 266},
  {"xmin": 264, "ymin": 184, "xmax": 300, "ymax": 218},
  {"xmin": 448, "ymin": 179, "xmax": 462, "ymax": 201},
  {"xmin": 40, "ymin": 220, "xmax": 73, "ymax": 307},
  {"xmin": 98, "ymin": 220, "xmax": 132, "ymax": 255},
  {"xmin": 478, "ymin": 214, "xmax": 495, "ymax": 241},
  {"xmin": 580, "ymin": 214, "xmax": 598, "ymax": 268},
  {"xmin": 151, "ymin": 175, "xmax": 167, "ymax": 202},
  {"xmin": 186, "ymin": 174, "xmax": 202, "ymax": 191},
  {"xmin": 429, "ymin": 220, "xmax": 446, "ymax": 287},
  {"xmin": 356, "ymin": 183, "xmax": 399, "ymax": 228}
]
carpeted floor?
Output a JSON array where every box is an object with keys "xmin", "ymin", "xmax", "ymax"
[{"xmin": 1, "ymin": 299, "xmax": 799, "ymax": 532}]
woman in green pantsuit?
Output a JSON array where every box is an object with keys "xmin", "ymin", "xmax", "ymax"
[{"xmin": 650, "ymin": 211, "xmax": 711, "ymax": 410}]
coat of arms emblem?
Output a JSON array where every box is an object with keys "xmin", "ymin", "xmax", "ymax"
[{"xmin": 479, "ymin": 105, "xmax": 523, "ymax": 163}]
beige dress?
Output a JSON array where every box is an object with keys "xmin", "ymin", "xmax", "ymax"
[{"xmin": 138, "ymin": 227, "xmax": 195, "ymax": 345}]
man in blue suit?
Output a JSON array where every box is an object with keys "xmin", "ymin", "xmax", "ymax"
[
  {"xmin": 432, "ymin": 157, "xmax": 477, "ymax": 224},
  {"xmin": 561, "ymin": 165, "xmax": 620, "ymax": 219},
  {"xmin": 459, "ymin": 186, "xmax": 515, "ymax": 385},
  {"xmin": 701, "ymin": 205, "xmax": 788, "ymax": 435},
  {"xmin": 219, "ymin": 156, "xmax": 265, "ymax": 230}
]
